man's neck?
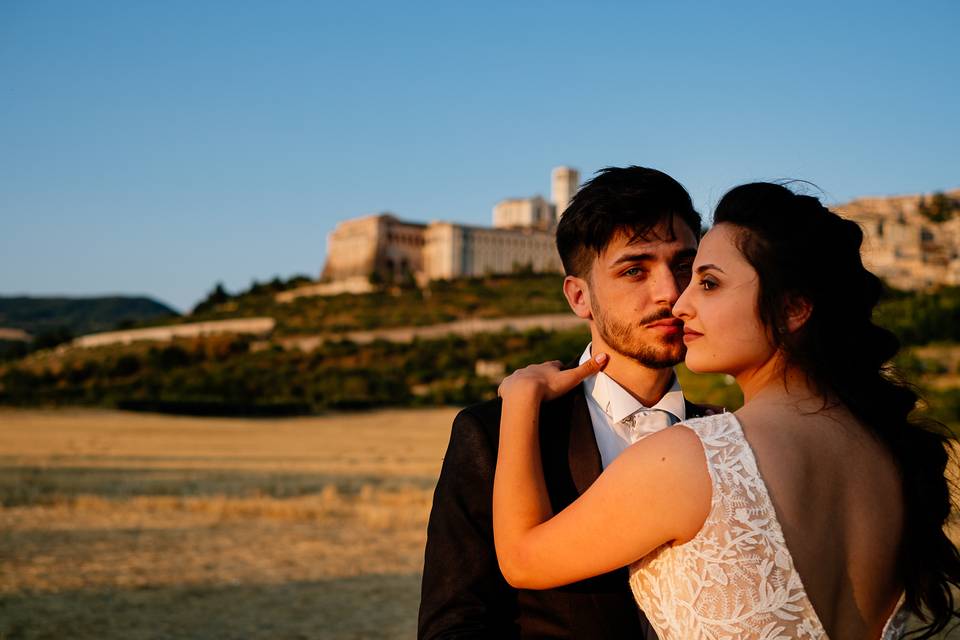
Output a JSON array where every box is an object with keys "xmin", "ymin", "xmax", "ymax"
[{"xmin": 597, "ymin": 350, "xmax": 677, "ymax": 408}]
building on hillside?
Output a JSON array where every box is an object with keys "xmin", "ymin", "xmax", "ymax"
[
  {"xmin": 318, "ymin": 167, "xmax": 578, "ymax": 289},
  {"xmin": 492, "ymin": 195, "xmax": 553, "ymax": 229},
  {"xmin": 488, "ymin": 167, "xmax": 581, "ymax": 229},
  {"xmin": 321, "ymin": 214, "xmax": 426, "ymax": 283},
  {"xmin": 836, "ymin": 188, "xmax": 960, "ymax": 290},
  {"xmin": 424, "ymin": 222, "xmax": 561, "ymax": 279},
  {"xmin": 552, "ymin": 166, "xmax": 580, "ymax": 221}
]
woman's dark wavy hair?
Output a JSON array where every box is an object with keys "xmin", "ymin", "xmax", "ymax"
[{"xmin": 714, "ymin": 182, "xmax": 960, "ymax": 638}]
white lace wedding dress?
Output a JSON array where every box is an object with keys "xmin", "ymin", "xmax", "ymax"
[{"xmin": 628, "ymin": 413, "xmax": 909, "ymax": 640}]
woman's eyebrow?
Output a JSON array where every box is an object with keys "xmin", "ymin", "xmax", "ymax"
[{"xmin": 695, "ymin": 263, "xmax": 725, "ymax": 274}]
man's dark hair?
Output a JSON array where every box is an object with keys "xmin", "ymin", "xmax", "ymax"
[{"xmin": 555, "ymin": 166, "xmax": 701, "ymax": 277}]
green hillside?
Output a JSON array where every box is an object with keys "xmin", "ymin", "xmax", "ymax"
[
  {"xmin": 1, "ymin": 277, "xmax": 958, "ymax": 429},
  {"xmin": 167, "ymin": 274, "xmax": 570, "ymax": 335},
  {"xmin": 0, "ymin": 326, "xmax": 744, "ymax": 416},
  {"xmin": 0, "ymin": 296, "xmax": 179, "ymax": 337}
]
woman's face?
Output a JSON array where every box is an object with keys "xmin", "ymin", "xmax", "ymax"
[{"xmin": 673, "ymin": 223, "xmax": 776, "ymax": 376}]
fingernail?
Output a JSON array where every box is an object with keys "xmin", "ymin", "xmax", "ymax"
[{"xmin": 594, "ymin": 353, "xmax": 608, "ymax": 364}]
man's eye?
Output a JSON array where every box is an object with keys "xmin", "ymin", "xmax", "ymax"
[
  {"xmin": 624, "ymin": 267, "xmax": 646, "ymax": 277},
  {"xmin": 674, "ymin": 263, "xmax": 693, "ymax": 275}
]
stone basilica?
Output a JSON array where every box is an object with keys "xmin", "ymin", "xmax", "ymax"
[{"xmin": 317, "ymin": 167, "xmax": 579, "ymax": 293}]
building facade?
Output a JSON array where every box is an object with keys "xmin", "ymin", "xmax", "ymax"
[
  {"xmin": 321, "ymin": 167, "xmax": 578, "ymax": 287},
  {"xmin": 551, "ymin": 166, "xmax": 580, "ymax": 221},
  {"xmin": 321, "ymin": 214, "xmax": 426, "ymax": 283},
  {"xmin": 492, "ymin": 195, "xmax": 554, "ymax": 229},
  {"xmin": 424, "ymin": 222, "xmax": 561, "ymax": 279}
]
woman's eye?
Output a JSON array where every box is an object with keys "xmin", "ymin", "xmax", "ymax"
[{"xmin": 700, "ymin": 278, "xmax": 718, "ymax": 291}]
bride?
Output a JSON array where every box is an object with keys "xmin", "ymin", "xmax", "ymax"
[{"xmin": 493, "ymin": 182, "xmax": 960, "ymax": 639}]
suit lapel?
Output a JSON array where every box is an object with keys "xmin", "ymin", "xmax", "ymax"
[{"xmin": 567, "ymin": 387, "xmax": 603, "ymax": 495}]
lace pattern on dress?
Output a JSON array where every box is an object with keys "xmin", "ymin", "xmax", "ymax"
[{"xmin": 627, "ymin": 412, "xmax": 907, "ymax": 640}]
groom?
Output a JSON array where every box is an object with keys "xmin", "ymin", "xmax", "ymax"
[{"xmin": 419, "ymin": 166, "xmax": 716, "ymax": 639}]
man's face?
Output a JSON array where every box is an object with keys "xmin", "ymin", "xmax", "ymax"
[{"xmin": 585, "ymin": 217, "xmax": 698, "ymax": 368}]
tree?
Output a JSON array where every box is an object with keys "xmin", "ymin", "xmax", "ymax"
[
  {"xmin": 918, "ymin": 192, "xmax": 958, "ymax": 224},
  {"xmin": 32, "ymin": 327, "xmax": 73, "ymax": 350},
  {"xmin": 192, "ymin": 282, "xmax": 231, "ymax": 314}
]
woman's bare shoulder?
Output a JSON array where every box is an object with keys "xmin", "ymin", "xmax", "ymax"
[
  {"xmin": 622, "ymin": 417, "xmax": 719, "ymax": 461},
  {"xmin": 612, "ymin": 422, "xmax": 715, "ymax": 542}
]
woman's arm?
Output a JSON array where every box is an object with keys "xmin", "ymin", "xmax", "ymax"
[{"xmin": 492, "ymin": 357, "xmax": 713, "ymax": 590}]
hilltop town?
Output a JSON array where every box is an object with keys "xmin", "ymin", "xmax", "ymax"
[
  {"xmin": 309, "ymin": 169, "xmax": 960, "ymax": 299},
  {"xmin": 835, "ymin": 188, "xmax": 960, "ymax": 290}
]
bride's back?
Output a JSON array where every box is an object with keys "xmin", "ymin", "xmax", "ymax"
[
  {"xmin": 737, "ymin": 401, "xmax": 904, "ymax": 640},
  {"xmin": 676, "ymin": 181, "xmax": 960, "ymax": 638}
]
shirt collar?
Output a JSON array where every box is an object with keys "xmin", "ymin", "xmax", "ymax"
[{"xmin": 579, "ymin": 343, "xmax": 686, "ymax": 423}]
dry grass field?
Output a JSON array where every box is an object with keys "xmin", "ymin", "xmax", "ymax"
[
  {"xmin": 0, "ymin": 408, "xmax": 458, "ymax": 640},
  {"xmin": 2, "ymin": 408, "xmax": 960, "ymax": 639}
]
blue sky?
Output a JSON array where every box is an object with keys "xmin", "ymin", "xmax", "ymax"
[{"xmin": 2, "ymin": 1, "xmax": 958, "ymax": 312}]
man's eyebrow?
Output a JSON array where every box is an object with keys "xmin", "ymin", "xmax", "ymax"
[
  {"xmin": 695, "ymin": 263, "xmax": 725, "ymax": 274},
  {"xmin": 610, "ymin": 253, "xmax": 655, "ymax": 266},
  {"xmin": 610, "ymin": 248, "xmax": 698, "ymax": 267}
]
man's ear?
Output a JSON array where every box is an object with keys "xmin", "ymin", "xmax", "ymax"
[
  {"xmin": 563, "ymin": 275, "xmax": 593, "ymax": 320},
  {"xmin": 784, "ymin": 295, "xmax": 812, "ymax": 333}
]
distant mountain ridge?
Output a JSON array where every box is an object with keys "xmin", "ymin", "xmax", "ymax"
[{"xmin": 0, "ymin": 296, "xmax": 179, "ymax": 338}]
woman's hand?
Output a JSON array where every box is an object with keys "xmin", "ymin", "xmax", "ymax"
[{"xmin": 497, "ymin": 353, "xmax": 608, "ymax": 403}]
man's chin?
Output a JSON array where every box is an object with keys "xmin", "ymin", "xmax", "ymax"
[
  {"xmin": 623, "ymin": 345, "xmax": 686, "ymax": 369},
  {"xmin": 638, "ymin": 355, "xmax": 685, "ymax": 369},
  {"xmin": 596, "ymin": 327, "xmax": 686, "ymax": 369}
]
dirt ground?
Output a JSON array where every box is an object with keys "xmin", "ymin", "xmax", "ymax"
[
  {"xmin": 2, "ymin": 408, "xmax": 960, "ymax": 639},
  {"xmin": 0, "ymin": 408, "xmax": 458, "ymax": 640}
]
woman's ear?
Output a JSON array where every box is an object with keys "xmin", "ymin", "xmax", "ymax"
[
  {"xmin": 784, "ymin": 295, "xmax": 813, "ymax": 333},
  {"xmin": 562, "ymin": 275, "xmax": 593, "ymax": 320}
]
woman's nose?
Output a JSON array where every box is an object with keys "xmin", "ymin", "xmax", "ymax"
[{"xmin": 673, "ymin": 285, "xmax": 693, "ymax": 320}]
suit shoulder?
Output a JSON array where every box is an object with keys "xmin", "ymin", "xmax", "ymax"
[
  {"xmin": 451, "ymin": 389, "xmax": 579, "ymax": 440},
  {"xmin": 456, "ymin": 388, "xmax": 580, "ymax": 423},
  {"xmin": 445, "ymin": 398, "xmax": 503, "ymax": 454},
  {"xmin": 455, "ymin": 396, "xmax": 503, "ymax": 428},
  {"xmin": 452, "ymin": 398, "xmax": 503, "ymax": 438}
]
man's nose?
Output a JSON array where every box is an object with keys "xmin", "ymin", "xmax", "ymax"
[{"xmin": 651, "ymin": 269, "xmax": 682, "ymax": 306}]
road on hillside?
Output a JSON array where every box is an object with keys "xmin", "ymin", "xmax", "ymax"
[{"xmin": 278, "ymin": 313, "xmax": 587, "ymax": 351}]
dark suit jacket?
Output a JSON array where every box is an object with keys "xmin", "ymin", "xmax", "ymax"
[{"xmin": 418, "ymin": 384, "xmax": 717, "ymax": 640}]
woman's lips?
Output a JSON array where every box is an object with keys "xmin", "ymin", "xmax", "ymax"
[{"xmin": 682, "ymin": 329, "xmax": 703, "ymax": 342}]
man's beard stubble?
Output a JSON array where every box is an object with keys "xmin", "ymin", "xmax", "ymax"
[{"xmin": 593, "ymin": 305, "xmax": 686, "ymax": 369}]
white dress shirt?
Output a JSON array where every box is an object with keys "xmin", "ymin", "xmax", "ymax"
[{"xmin": 578, "ymin": 344, "xmax": 687, "ymax": 469}]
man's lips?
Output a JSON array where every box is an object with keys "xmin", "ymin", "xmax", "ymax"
[{"xmin": 646, "ymin": 319, "xmax": 683, "ymax": 334}]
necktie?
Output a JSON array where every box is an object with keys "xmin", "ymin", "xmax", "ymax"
[{"xmin": 623, "ymin": 409, "xmax": 674, "ymax": 443}]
